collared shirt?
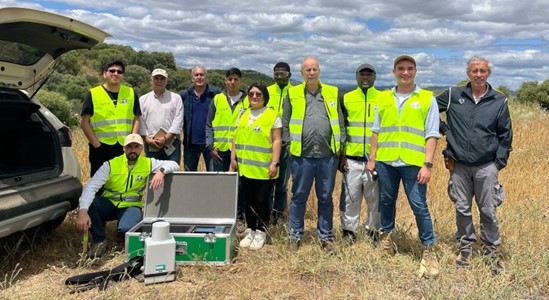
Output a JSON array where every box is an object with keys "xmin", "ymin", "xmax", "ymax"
[
  {"xmin": 138, "ymin": 89, "xmax": 184, "ymax": 138},
  {"xmin": 371, "ymin": 85, "xmax": 440, "ymax": 166},
  {"xmin": 282, "ymin": 85, "xmax": 346, "ymax": 158},
  {"xmin": 79, "ymin": 157, "xmax": 180, "ymax": 209}
]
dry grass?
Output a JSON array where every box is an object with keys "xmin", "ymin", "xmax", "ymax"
[{"xmin": 1, "ymin": 103, "xmax": 548, "ymax": 299}]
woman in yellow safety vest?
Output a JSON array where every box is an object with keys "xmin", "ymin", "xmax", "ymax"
[{"xmin": 230, "ymin": 83, "xmax": 281, "ymax": 251}]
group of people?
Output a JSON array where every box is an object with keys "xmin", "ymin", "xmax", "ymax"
[{"xmin": 75, "ymin": 54, "xmax": 513, "ymax": 277}]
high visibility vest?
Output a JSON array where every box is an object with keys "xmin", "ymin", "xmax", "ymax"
[
  {"xmin": 267, "ymin": 82, "xmax": 292, "ymax": 116},
  {"xmin": 90, "ymin": 85, "xmax": 135, "ymax": 145},
  {"xmin": 234, "ymin": 107, "xmax": 279, "ymax": 180},
  {"xmin": 211, "ymin": 93, "xmax": 249, "ymax": 151},
  {"xmin": 376, "ymin": 88, "xmax": 432, "ymax": 167},
  {"xmin": 103, "ymin": 154, "xmax": 151, "ymax": 208},
  {"xmin": 288, "ymin": 82, "xmax": 341, "ymax": 157},
  {"xmin": 343, "ymin": 87, "xmax": 378, "ymax": 156}
]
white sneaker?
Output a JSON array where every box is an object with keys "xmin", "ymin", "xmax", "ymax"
[
  {"xmin": 250, "ymin": 230, "xmax": 266, "ymax": 250},
  {"xmin": 239, "ymin": 228, "xmax": 254, "ymax": 248}
]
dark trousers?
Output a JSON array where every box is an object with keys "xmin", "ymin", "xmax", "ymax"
[
  {"xmin": 240, "ymin": 176, "xmax": 275, "ymax": 232},
  {"xmin": 88, "ymin": 143, "xmax": 123, "ymax": 177}
]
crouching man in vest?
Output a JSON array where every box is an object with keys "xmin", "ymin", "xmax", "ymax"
[{"xmin": 76, "ymin": 134, "xmax": 179, "ymax": 258}]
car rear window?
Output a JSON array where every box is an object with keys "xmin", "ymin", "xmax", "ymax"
[{"xmin": 0, "ymin": 40, "xmax": 44, "ymax": 66}]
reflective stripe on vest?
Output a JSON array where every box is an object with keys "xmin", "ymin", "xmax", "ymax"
[
  {"xmin": 267, "ymin": 83, "xmax": 292, "ymax": 116},
  {"xmin": 211, "ymin": 93, "xmax": 249, "ymax": 151},
  {"xmin": 103, "ymin": 155, "xmax": 151, "ymax": 208},
  {"xmin": 376, "ymin": 88, "xmax": 432, "ymax": 167},
  {"xmin": 343, "ymin": 87, "xmax": 379, "ymax": 156},
  {"xmin": 234, "ymin": 107, "xmax": 278, "ymax": 180},
  {"xmin": 90, "ymin": 85, "xmax": 135, "ymax": 145},
  {"xmin": 288, "ymin": 82, "xmax": 341, "ymax": 157}
]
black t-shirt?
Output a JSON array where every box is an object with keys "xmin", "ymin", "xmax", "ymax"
[{"xmin": 81, "ymin": 85, "xmax": 141, "ymax": 116}]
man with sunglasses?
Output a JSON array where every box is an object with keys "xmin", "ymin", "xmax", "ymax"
[
  {"xmin": 81, "ymin": 60, "xmax": 142, "ymax": 178},
  {"xmin": 267, "ymin": 62, "xmax": 292, "ymax": 226}
]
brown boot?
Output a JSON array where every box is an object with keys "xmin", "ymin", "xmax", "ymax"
[
  {"xmin": 378, "ymin": 231, "xmax": 395, "ymax": 256},
  {"xmin": 419, "ymin": 244, "xmax": 440, "ymax": 278}
]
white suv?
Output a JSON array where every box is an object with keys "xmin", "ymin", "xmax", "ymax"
[{"xmin": 0, "ymin": 7, "xmax": 110, "ymax": 238}]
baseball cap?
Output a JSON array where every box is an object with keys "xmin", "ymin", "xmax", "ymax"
[
  {"xmin": 124, "ymin": 134, "xmax": 144, "ymax": 146},
  {"xmin": 151, "ymin": 68, "xmax": 168, "ymax": 78},
  {"xmin": 394, "ymin": 55, "xmax": 416, "ymax": 68},
  {"xmin": 356, "ymin": 63, "xmax": 376, "ymax": 74}
]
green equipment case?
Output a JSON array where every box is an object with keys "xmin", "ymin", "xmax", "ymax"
[{"xmin": 125, "ymin": 172, "xmax": 238, "ymax": 265}]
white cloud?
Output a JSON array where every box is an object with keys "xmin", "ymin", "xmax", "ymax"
[{"xmin": 2, "ymin": 0, "xmax": 549, "ymax": 89}]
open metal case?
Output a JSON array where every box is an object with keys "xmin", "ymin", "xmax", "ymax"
[{"xmin": 126, "ymin": 172, "xmax": 238, "ymax": 265}]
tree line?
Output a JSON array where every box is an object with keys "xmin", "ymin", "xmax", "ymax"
[{"xmin": 34, "ymin": 44, "xmax": 548, "ymax": 127}]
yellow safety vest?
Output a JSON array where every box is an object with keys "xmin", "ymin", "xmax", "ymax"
[
  {"xmin": 103, "ymin": 154, "xmax": 151, "ymax": 208},
  {"xmin": 288, "ymin": 82, "xmax": 341, "ymax": 157},
  {"xmin": 376, "ymin": 88, "xmax": 432, "ymax": 167},
  {"xmin": 234, "ymin": 107, "xmax": 279, "ymax": 180},
  {"xmin": 212, "ymin": 93, "xmax": 249, "ymax": 151},
  {"xmin": 90, "ymin": 85, "xmax": 135, "ymax": 145},
  {"xmin": 343, "ymin": 87, "xmax": 378, "ymax": 156},
  {"xmin": 267, "ymin": 82, "xmax": 292, "ymax": 116}
]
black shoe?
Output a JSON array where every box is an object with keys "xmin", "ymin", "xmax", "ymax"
[
  {"xmin": 342, "ymin": 230, "xmax": 356, "ymax": 245},
  {"xmin": 367, "ymin": 229, "xmax": 379, "ymax": 247}
]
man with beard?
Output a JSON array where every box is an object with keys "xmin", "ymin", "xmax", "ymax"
[{"xmin": 76, "ymin": 134, "xmax": 179, "ymax": 258}]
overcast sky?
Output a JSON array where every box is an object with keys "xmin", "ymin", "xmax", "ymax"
[{"xmin": 3, "ymin": 0, "xmax": 549, "ymax": 90}]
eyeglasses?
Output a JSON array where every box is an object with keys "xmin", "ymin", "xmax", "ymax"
[
  {"xmin": 107, "ymin": 69, "xmax": 124, "ymax": 74},
  {"xmin": 248, "ymin": 92, "xmax": 262, "ymax": 98},
  {"xmin": 274, "ymin": 71, "xmax": 289, "ymax": 77}
]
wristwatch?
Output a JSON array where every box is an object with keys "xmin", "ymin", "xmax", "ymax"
[
  {"xmin": 272, "ymin": 162, "xmax": 280, "ymax": 167},
  {"xmin": 158, "ymin": 167, "xmax": 165, "ymax": 174},
  {"xmin": 423, "ymin": 162, "xmax": 433, "ymax": 168}
]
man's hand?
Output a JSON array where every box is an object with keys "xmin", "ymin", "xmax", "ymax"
[
  {"xmin": 147, "ymin": 136, "xmax": 162, "ymax": 150},
  {"xmin": 366, "ymin": 159, "xmax": 376, "ymax": 173},
  {"xmin": 230, "ymin": 159, "xmax": 238, "ymax": 172},
  {"xmin": 417, "ymin": 166, "xmax": 431, "ymax": 184},
  {"xmin": 338, "ymin": 155, "xmax": 348, "ymax": 173},
  {"xmin": 75, "ymin": 209, "xmax": 91, "ymax": 232},
  {"xmin": 149, "ymin": 171, "xmax": 165, "ymax": 190},
  {"xmin": 211, "ymin": 148, "xmax": 223, "ymax": 163}
]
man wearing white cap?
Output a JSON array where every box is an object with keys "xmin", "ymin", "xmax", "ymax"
[
  {"xmin": 76, "ymin": 134, "xmax": 179, "ymax": 258},
  {"xmin": 138, "ymin": 68, "xmax": 184, "ymax": 164}
]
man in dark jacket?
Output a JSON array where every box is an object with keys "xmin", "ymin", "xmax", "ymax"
[
  {"xmin": 437, "ymin": 56, "xmax": 513, "ymax": 274},
  {"xmin": 180, "ymin": 66, "xmax": 221, "ymax": 171}
]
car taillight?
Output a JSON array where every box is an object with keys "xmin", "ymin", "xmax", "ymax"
[{"xmin": 58, "ymin": 126, "xmax": 73, "ymax": 147}]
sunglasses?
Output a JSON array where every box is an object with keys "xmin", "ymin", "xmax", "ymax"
[
  {"xmin": 248, "ymin": 92, "xmax": 262, "ymax": 98},
  {"xmin": 107, "ymin": 69, "xmax": 124, "ymax": 74}
]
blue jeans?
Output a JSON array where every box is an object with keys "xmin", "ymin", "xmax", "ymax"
[
  {"xmin": 288, "ymin": 154, "xmax": 337, "ymax": 242},
  {"xmin": 87, "ymin": 195, "xmax": 142, "ymax": 243},
  {"xmin": 183, "ymin": 143, "xmax": 213, "ymax": 171},
  {"xmin": 144, "ymin": 139, "xmax": 181, "ymax": 165},
  {"xmin": 269, "ymin": 146, "xmax": 291, "ymax": 217},
  {"xmin": 376, "ymin": 162, "xmax": 436, "ymax": 245}
]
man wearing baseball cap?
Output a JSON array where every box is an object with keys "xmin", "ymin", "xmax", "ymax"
[
  {"xmin": 338, "ymin": 63, "xmax": 380, "ymax": 245},
  {"xmin": 366, "ymin": 54, "xmax": 441, "ymax": 278},
  {"xmin": 139, "ymin": 68, "xmax": 184, "ymax": 164},
  {"xmin": 76, "ymin": 133, "xmax": 179, "ymax": 258}
]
